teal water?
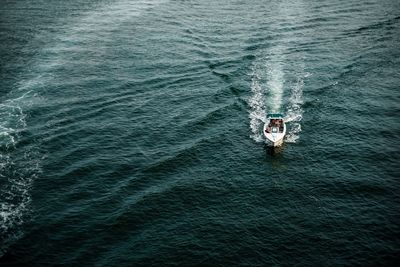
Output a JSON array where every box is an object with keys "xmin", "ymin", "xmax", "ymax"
[{"xmin": 1, "ymin": 0, "xmax": 399, "ymax": 265}]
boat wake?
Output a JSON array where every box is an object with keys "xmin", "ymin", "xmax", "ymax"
[
  {"xmin": 1, "ymin": 0, "xmax": 171, "ymax": 256},
  {"xmin": 0, "ymin": 89, "xmax": 41, "ymax": 257},
  {"xmin": 249, "ymin": 66, "xmax": 267, "ymax": 143},
  {"xmin": 249, "ymin": 47, "xmax": 285, "ymax": 143},
  {"xmin": 284, "ymin": 72, "xmax": 310, "ymax": 143},
  {"xmin": 248, "ymin": 52, "xmax": 308, "ymax": 144}
]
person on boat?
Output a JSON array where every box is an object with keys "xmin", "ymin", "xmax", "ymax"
[{"xmin": 278, "ymin": 119, "xmax": 284, "ymax": 132}]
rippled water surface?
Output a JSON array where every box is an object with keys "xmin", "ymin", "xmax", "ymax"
[{"xmin": 1, "ymin": 0, "xmax": 399, "ymax": 265}]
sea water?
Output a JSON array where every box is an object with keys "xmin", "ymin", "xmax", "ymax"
[{"xmin": 1, "ymin": 0, "xmax": 399, "ymax": 265}]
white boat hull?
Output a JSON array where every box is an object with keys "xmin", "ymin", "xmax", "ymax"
[{"xmin": 263, "ymin": 121, "xmax": 286, "ymax": 147}]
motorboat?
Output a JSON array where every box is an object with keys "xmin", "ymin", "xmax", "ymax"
[{"xmin": 263, "ymin": 113, "xmax": 286, "ymax": 147}]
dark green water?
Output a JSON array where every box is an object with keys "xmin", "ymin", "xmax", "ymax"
[{"xmin": 1, "ymin": 0, "xmax": 399, "ymax": 266}]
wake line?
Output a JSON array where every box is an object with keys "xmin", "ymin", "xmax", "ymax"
[
  {"xmin": 284, "ymin": 72, "xmax": 309, "ymax": 143},
  {"xmin": 267, "ymin": 61, "xmax": 284, "ymax": 113},
  {"xmin": 249, "ymin": 68, "xmax": 266, "ymax": 143},
  {"xmin": 248, "ymin": 55, "xmax": 307, "ymax": 144},
  {"xmin": 248, "ymin": 50, "xmax": 286, "ymax": 143},
  {"xmin": 1, "ymin": 0, "xmax": 170, "ymax": 256},
  {"xmin": 0, "ymin": 91, "xmax": 36, "ymax": 257}
]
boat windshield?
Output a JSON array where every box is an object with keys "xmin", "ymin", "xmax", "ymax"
[{"xmin": 267, "ymin": 119, "xmax": 284, "ymax": 133}]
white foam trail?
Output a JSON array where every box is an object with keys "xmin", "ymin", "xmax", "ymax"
[
  {"xmin": 249, "ymin": 49, "xmax": 285, "ymax": 143},
  {"xmin": 0, "ymin": 92, "xmax": 38, "ymax": 256},
  {"xmin": 249, "ymin": 66, "xmax": 267, "ymax": 143},
  {"xmin": 0, "ymin": 93, "xmax": 31, "ymax": 151},
  {"xmin": 249, "ymin": 55, "xmax": 308, "ymax": 144},
  {"xmin": 265, "ymin": 46, "xmax": 285, "ymax": 114},
  {"xmin": 266, "ymin": 61, "xmax": 284, "ymax": 113},
  {"xmin": 284, "ymin": 72, "xmax": 310, "ymax": 143}
]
